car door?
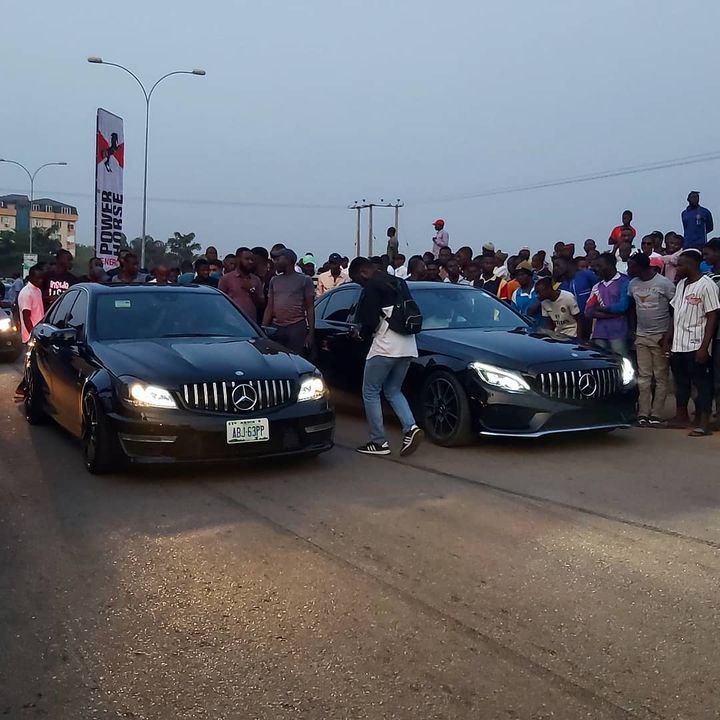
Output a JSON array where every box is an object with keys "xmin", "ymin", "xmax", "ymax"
[
  {"xmin": 33, "ymin": 290, "xmax": 79, "ymax": 419},
  {"xmin": 51, "ymin": 289, "xmax": 92, "ymax": 437},
  {"xmin": 314, "ymin": 286, "xmax": 366, "ymax": 390}
]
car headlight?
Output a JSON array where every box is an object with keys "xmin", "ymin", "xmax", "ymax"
[
  {"xmin": 128, "ymin": 382, "xmax": 178, "ymax": 409},
  {"xmin": 0, "ymin": 317, "xmax": 12, "ymax": 332},
  {"xmin": 469, "ymin": 361, "xmax": 530, "ymax": 392},
  {"xmin": 297, "ymin": 375, "xmax": 326, "ymax": 402},
  {"xmin": 621, "ymin": 357, "xmax": 635, "ymax": 386}
]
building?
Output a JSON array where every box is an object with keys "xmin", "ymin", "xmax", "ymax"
[{"xmin": 0, "ymin": 194, "xmax": 78, "ymax": 255}]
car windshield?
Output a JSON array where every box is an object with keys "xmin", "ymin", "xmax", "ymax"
[
  {"xmin": 94, "ymin": 290, "xmax": 260, "ymax": 341},
  {"xmin": 413, "ymin": 286, "xmax": 527, "ymax": 331}
]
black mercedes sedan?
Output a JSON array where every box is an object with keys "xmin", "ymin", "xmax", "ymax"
[
  {"xmin": 314, "ymin": 281, "xmax": 636, "ymax": 445},
  {"xmin": 24, "ymin": 283, "xmax": 334, "ymax": 473}
]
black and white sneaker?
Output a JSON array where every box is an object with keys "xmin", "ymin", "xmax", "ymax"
[
  {"xmin": 400, "ymin": 426, "xmax": 424, "ymax": 457},
  {"xmin": 647, "ymin": 416, "xmax": 666, "ymax": 427},
  {"xmin": 636, "ymin": 416, "xmax": 649, "ymax": 427},
  {"xmin": 356, "ymin": 441, "xmax": 391, "ymax": 456}
]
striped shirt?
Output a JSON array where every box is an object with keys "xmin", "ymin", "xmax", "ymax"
[{"xmin": 670, "ymin": 275, "xmax": 720, "ymax": 352}]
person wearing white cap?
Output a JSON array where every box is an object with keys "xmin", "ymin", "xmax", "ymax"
[{"xmin": 431, "ymin": 219, "xmax": 449, "ymax": 258}]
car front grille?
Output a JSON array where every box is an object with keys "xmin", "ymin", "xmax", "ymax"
[
  {"xmin": 535, "ymin": 367, "xmax": 621, "ymax": 401},
  {"xmin": 180, "ymin": 379, "xmax": 295, "ymax": 414}
]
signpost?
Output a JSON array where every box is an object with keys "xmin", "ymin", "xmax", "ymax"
[{"xmin": 22, "ymin": 253, "xmax": 37, "ymax": 278}]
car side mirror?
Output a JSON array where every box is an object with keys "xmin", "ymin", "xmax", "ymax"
[
  {"xmin": 49, "ymin": 326, "xmax": 78, "ymax": 345},
  {"xmin": 263, "ymin": 326, "xmax": 278, "ymax": 339}
]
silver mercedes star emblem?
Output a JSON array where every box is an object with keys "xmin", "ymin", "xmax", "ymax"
[
  {"xmin": 235, "ymin": 371, "xmax": 244, "ymax": 376},
  {"xmin": 232, "ymin": 383, "xmax": 258, "ymax": 411},
  {"xmin": 578, "ymin": 373, "xmax": 598, "ymax": 398}
]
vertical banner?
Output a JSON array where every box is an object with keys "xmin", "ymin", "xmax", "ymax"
[{"xmin": 94, "ymin": 108, "xmax": 125, "ymax": 270}]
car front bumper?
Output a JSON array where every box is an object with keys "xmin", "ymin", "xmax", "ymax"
[
  {"xmin": 466, "ymin": 374, "xmax": 637, "ymax": 438},
  {"xmin": 104, "ymin": 399, "xmax": 335, "ymax": 463},
  {"xmin": 0, "ymin": 332, "xmax": 22, "ymax": 358}
]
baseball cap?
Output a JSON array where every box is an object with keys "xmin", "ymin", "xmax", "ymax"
[
  {"xmin": 482, "ymin": 242, "xmax": 496, "ymax": 253},
  {"xmin": 433, "ymin": 218, "xmax": 445, "ymax": 225},
  {"xmin": 302, "ymin": 253, "xmax": 316, "ymax": 264},
  {"xmin": 516, "ymin": 261, "xmax": 533, "ymax": 273},
  {"xmin": 328, "ymin": 253, "xmax": 342, "ymax": 264},
  {"xmin": 649, "ymin": 255, "xmax": 665, "ymax": 271}
]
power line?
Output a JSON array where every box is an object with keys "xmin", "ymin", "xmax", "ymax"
[
  {"xmin": 2, "ymin": 149, "xmax": 719, "ymax": 211},
  {"xmin": 407, "ymin": 151, "xmax": 720, "ymax": 205}
]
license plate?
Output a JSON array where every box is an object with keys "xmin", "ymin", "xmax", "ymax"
[{"xmin": 226, "ymin": 419, "xmax": 270, "ymax": 444}]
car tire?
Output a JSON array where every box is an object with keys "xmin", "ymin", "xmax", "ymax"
[
  {"xmin": 82, "ymin": 392, "xmax": 121, "ymax": 475},
  {"xmin": 25, "ymin": 360, "xmax": 48, "ymax": 425},
  {"xmin": 420, "ymin": 370, "xmax": 475, "ymax": 447}
]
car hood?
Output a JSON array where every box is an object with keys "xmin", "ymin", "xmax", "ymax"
[
  {"xmin": 419, "ymin": 328, "xmax": 619, "ymax": 373},
  {"xmin": 91, "ymin": 336, "xmax": 317, "ymax": 387}
]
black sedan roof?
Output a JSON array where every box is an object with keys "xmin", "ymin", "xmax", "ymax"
[{"xmin": 75, "ymin": 282, "xmax": 220, "ymax": 295}]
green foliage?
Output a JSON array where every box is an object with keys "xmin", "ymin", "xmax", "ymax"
[{"xmin": 166, "ymin": 232, "xmax": 201, "ymax": 265}]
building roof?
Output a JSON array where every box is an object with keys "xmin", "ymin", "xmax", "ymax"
[{"xmin": 0, "ymin": 194, "xmax": 78, "ymax": 214}]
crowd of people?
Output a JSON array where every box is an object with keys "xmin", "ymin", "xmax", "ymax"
[{"xmin": 7, "ymin": 188, "xmax": 720, "ymax": 446}]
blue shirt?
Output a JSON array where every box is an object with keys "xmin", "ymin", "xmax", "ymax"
[
  {"xmin": 512, "ymin": 287, "xmax": 542, "ymax": 329},
  {"xmin": 682, "ymin": 205, "xmax": 714, "ymax": 249},
  {"xmin": 558, "ymin": 269, "xmax": 598, "ymax": 314}
]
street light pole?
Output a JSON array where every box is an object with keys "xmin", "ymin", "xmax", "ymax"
[
  {"xmin": 0, "ymin": 159, "xmax": 68, "ymax": 254},
  {"xmin": 87, "ymin": 57, "xmax": 206, "ymax": 269}
]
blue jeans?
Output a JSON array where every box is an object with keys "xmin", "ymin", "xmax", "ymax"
[{"xmin": 362, "ymin": 356, "xmax": 416, "ymax": 443}]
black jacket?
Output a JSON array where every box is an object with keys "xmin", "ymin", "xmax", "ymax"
[{"xmin": 356, "ymin": 271, "xmax": 402, "ymax": 340}]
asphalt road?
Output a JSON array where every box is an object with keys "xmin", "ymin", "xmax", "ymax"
[{"xmin": 1, "ymin": 359, "xmax": 720, "ymax": 720}]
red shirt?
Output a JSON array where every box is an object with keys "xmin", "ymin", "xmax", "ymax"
[
  {"xmin": 218, "ymin": 271, "xmax": 264, "ymax": 319},
  {"xmin": 609, "ymin": 225, "xmax": 637, "ymax": 245}
]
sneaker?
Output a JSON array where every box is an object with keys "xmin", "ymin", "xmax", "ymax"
[
  {"xmin": 400, "ymin": 426, "xmax": 424, "ymax": 457},
  {"xmin": 356, "ymin": 441, "xmax": 391, "ymax": 456},
  {"xmin": 636, "ymin": 416, "xmax": 649, "ymax": 427},
  {"xmin": 647, "ymin": 416, "xmax": 666, "ymax": 427}
]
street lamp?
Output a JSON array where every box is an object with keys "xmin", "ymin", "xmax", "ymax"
[
  {"xmin": 87, "ymin": 56, "xmax": 206, "ymax": 268},
  {"xmin": 0, "ymin": 159, "xmax": 68, "ymax": 254}
]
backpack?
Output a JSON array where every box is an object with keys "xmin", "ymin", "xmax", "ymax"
[{"xmin": 385, "ymin": 276, "xmax": 423, "ymax": 335}]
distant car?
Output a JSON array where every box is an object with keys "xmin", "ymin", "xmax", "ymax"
[
  {"xmin": 24, "ymin": 283, "xmax": 334, "ymax": 473},
  {"xmin": 0, "ymin": 305, "xmax": 22, "ymax": 362},
  {"xmin": 313, "ymin": 282, "xmax": 637, "ymax": 445}
]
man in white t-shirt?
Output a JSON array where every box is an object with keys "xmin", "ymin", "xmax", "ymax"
[
  {"xmin": 350, "ymin": 257, "xmax": 423, "ymax": 457},
  {"xmin": 14, "ymin": 265, "xmax": 46, "ymax": 398},
  {"xmin": 17, "ymin": 265, "xmax": 46, "ymax": 344},
  {"xmin": 431, "ymin": 219, "xmax": 449, "ymax": 258},
  {"xmin": 535, "ymin": 277, "xmax": 581, "ymax": 338},
  {"xmin": 666, "ymin": 249, "xmax": 720, "ymax": 435},
  {"xmin": 387, "ymin": 253, "xmax": 408, "ymax": 279}
]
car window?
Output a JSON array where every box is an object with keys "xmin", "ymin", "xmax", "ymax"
[
  {"xmin": 94, "ymin": 290, "xmax": 260, "ymax": 341},
  {"xmin": 65, "ymin": 291, "xmax": 89, "ymax": 336},
  {"xmin": 47, "ymin": 291, "xmax": 79, "ymax": 328},
  {"xmin": 413, "ymin": 286, "xmax": 526, "ymax": 331},
  {"xmin": 322, "ymin": 288, "xmax": 361, "ymax": 322}
]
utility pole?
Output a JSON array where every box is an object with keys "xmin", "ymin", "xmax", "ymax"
[{"xmin": 348, "ymin": 199, "xmax": 404, "ymax": 257}]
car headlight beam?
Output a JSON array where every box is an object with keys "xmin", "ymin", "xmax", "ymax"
[
  {"xmin": 128, "ymin": 382, "xmax": 177, "ymax": 409},
  {"xmin": 297, "ymin": 376, "xmax": 326, "ymax": 402},
  {"xmin": 621, "ymin": 357, "xmax": 635, "ymax": 386},
  {"xmin": 469, "ymin": 362, "xmax": 530, "ymax": 392},
  {"xmin": 0, "ymin": 317, "xmax": 12, "ymax": 332}
]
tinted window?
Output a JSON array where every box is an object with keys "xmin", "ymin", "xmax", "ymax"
[
  {"xmin": 413, "ymin": 286, "xmax": 525, "ymax": 331},
  {"xmin": 66, "ymin": 291, "xmax": 89, "ymax": 335},
  {"xmin": 93, "ymin": 290, "xmax": 260, "ymax": 341},
  {"xmin": 47, "ymin": 291, "xmax": 79, "ymax": 328},
  {"xmin": 322, "ymin": 288, "xmax": 361, "ymax": 322}
]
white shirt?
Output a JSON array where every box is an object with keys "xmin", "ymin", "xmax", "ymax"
[
  {"xmin": 432, "ymin": 229, "xmax": 449, "ymax": 256},
  {"xmin": 17, "ymin": 282, "xmax": 44, "ymax": 343},
  {"xmin": 8, "ymin": 277, "xmax": 24, "ymax": 305},
  {"xmin": 367, "ymin": 306, "xmax": 418, "ymax": 360},
  {"xmin": 670, "ymin": 275, "xmax": 720, "ymax": 352},
  {"xmin": 387, "ymin": 264, "xmax": 408, "ymax": 279},
  {"xmin": 541, "ymin": 290, "xmax": 580, "ymax": 337}
]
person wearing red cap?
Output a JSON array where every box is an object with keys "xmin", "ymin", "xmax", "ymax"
[{"xmin": 431, "ymin": 219, "xmax": 449, "ymax": 258}]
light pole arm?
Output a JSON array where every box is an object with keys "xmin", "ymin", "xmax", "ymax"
[
  {"xmin": 147, "ymin": 71, "xmax": 197, "ymax": 102},
  {"xmin": 99, "ymin": 61, "xmax": 149, "ymax": 101},
  {"xmin": 0, "ymin": 160, "xmax": 32, "ymax": 184}
]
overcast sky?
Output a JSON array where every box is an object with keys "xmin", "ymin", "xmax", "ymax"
[{"xmin": 3, "ymin": 0, "xmax": 720, "ymax": 261}]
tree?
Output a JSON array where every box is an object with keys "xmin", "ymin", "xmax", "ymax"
[
  {"xmin": 131, "ymin": 235, "xmax": 166, "ymax": 269},
  {"xmin": 166, "ymin": 232, "xmax": 201, "ymax": 265}
]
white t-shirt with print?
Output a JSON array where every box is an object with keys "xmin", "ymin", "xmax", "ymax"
[
  {"xmin": 670, "ymin": 275, "xmax": 720, "ymax": 352},
  {"xmin": 367, "ymin": 306, "xmax": 419, "ymax": 360},
  {"xmin": 541, "ymin": 290, "xmax": 580, "ymax": 337}
]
